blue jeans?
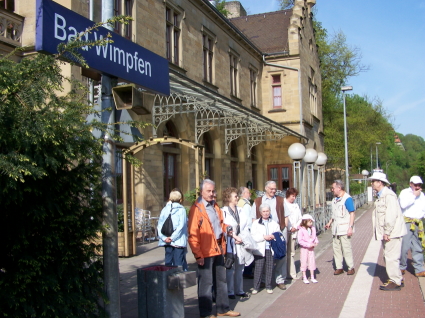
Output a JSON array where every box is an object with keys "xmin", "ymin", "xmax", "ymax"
[
  {"xmin": 164, "ymin": 245, "xmax": 187, "ymax": 271},
  {"xmin": 400, "ymin": 222, "xmax": 425, "ymax": 273}
]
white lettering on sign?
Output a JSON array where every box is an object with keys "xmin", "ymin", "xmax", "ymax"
[{"xmin": 54, "ymin": 13, "xmax": 152, "ymax": 77}]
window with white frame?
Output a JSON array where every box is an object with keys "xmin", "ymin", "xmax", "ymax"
[
  {"xmin": 250, "ymin": 67, "xmax": 257, "ymax": 107},
  {"xmin": 113, "ymin": 0, "xmax": 121, "ymax": 34},
  {"xmin": 166, "ymin": 6, "xmax": 181, "ymax": 65},
  {"xmin": 203, "ymin": 32, "xmax": 214, "ymax": 83},
  {"xmin": 309, "ymin": 68, "xmax": 317, "ymax": 116},
  {"xmin": 229, "ymin": 52, "xmax": 239, "ymax": 96},
  {"xmin": 113, "ymin": 0, "xmax": 134, "ymax": 39},
  {"xmin": 272, "ymin": 74, "xmax": 282, "ymax": 108},
  {"xmin": 124, "ymin": 0, "xmax": 133, "ymax": 40}
]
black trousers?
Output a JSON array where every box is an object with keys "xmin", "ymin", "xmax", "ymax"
[{"xmin": 197, "ymin": 254, "xmax": 230, "ymax": 317}]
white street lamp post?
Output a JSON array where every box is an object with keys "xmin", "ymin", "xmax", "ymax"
[
  {"xmin": 288, "ymin": 142, "xmax": 306, "ymax": 191},
  {"xmin": 303, "ymin": 148, "xmax": 318, "ymax": 212},
  {"xmin": 288, "ymin": 143, "xmax": 306, "ymax": 210},
  {"xmin": 316, "ymin": 152, "xmax": 328, "ymax": 231},
  {"xmin": 341, "ymin": 86, "xmax": 353, "ymax": 193},
  {"xmin": 362, "ymin": 169, "xmax": 369, "ymax": 192}
]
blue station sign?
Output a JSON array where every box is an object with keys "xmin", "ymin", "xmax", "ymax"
[{"xmin": 36, "ymin": 0, "xmax": 170, "ymax": 96}]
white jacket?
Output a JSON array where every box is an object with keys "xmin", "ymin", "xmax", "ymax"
[
  {"xmin": 222, "ymin": 206, "xmax": 253, "ymax": 265},
  {"xmin": 251, "ymin": 218, "xmax": 280, "ymax": 257},
  {"xmin": 373, "ymin": 187, "xmax": 407, "ymax": 240}
]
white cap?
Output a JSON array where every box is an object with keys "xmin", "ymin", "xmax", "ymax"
[
  {"xmin": 301, "ymin": 214, "xmax": 314, "ymax": 222},
  {"xmin": 410, "ymin": 176, "xmax": 423, "ymax": 184},
  {"xmin": 368, "ymin": 172, "xmax": 390, "ymax": 184}
]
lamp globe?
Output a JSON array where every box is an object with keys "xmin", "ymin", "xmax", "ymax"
[
  {"xmin": 303, "ymin": 148, "xmax": 318, "ymax": 164},
  {"xmin": 315, "ymin": 152, "xmax": 327, "ymax": 166},
  {"xmin": 288, "ymin": 143, "xmax": 306, "ymax": 160}
]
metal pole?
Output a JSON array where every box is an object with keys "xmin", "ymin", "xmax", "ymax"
[
  {"xmin": 343, "ymin": 92, "xmax": 350, "ymax": 194},
  {"xmin": 370, "ymin": 146, "xmax": 373, "ymax": 173},
  {"xmin": 376, "ymin": 144, "xmax": 379, "ymax": 169},
  {"xmin": 102, "ymin": 1, "xmax": 121, "ymax": 317}
]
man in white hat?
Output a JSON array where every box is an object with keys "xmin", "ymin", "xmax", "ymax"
[
  {"xmin": 369, "ymin": 171, "xmax": 407, "ymax": 291},
  {"xmin": 398, "ymin": 176, "xmax": 425, "ymax": 277},
  {"xmin": 325, "ymin": 180, "xmax": 356, "ymax": 275}
]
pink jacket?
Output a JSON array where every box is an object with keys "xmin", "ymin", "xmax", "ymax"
[{"xmin": 297, "ymin": 226, "xmax": 318, "ymax": 248}]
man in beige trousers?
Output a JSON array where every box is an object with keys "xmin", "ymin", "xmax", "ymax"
[
  {"xmin": 370, "ymin": 172, "xmax": 407, "ymax": 291},
  {"xmin": 325, "ymin": 180, "xmax": 356, "ymax": 275}
]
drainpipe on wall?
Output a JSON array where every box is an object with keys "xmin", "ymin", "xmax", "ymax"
[{"xmin": 262, "ymin": 55, "xmax": 304, "ymax": 137}]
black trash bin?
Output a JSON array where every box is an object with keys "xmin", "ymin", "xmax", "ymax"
[{"xmin": 137, "ymin": 265, "xmax": 196, "ymax": 318}]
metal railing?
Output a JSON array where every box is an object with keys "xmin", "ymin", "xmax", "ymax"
[
  {"xmin": 0, "ymin": 9, "xmax": 24, "ymax": 47},
  {"xmin": 255, "ymin": 190, "xmax": 369, "ymax": 234}
]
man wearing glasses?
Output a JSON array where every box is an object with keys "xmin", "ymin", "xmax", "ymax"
[
  {"xmin": 251, "ymin": 181, "xmax": 289, "ymax": 290},
  {"xmin": 398, "ymin": 176, "xmax": 425, "ymax": 277},
  {"xmin": 369, "ymin": 172, "xmax": 406, "ymax": 291},
  {"xmin": 325, "ymin": 180, "xmax": 356, "ymax": 275}
]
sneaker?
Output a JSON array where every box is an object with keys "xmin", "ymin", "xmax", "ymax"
[
  {"xmin": 401, "ymin": 269, "xmax": 406, "ymax": 275},
  {"xmin": 311, "ymin": 278, "xmax": 318, "ymax": 283},
  {"xmin": 236, "ymin": 292, "xmax": 248, "ymax": 298},
  {"xmin": 266, "ymin": 289, "xmax": 273, "ymax": 294},
  {"xmin": 251, "ymin": 289, "xmax": 258, "ymax": 295},
  {"xmin": 303, "ymin": 278, "xmax": 310, "ymax": 284},
  {"xmin": 276, "ymin": 283, "xmax": 286, "ymax": 290},
  {"xmin": 415, "ymin": 271, "xmax": 425, "ymax": 277}
]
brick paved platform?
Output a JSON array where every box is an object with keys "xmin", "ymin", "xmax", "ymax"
[{"xmin": 119, "ymin": 204, "xmax": 425, "ymax": 318}]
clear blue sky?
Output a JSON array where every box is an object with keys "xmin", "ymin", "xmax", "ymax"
[{"xmin": 239, "ymin": 0, "xmax": 425, "ymax": 139}]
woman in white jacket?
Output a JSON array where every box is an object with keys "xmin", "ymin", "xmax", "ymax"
[
  {"xmin": 251, "ymin": 203, "xmax": 280, "ymax": 294},
  {"xmin": 222, "ymin": 187, "xmax": 250, "ymax": 299}
]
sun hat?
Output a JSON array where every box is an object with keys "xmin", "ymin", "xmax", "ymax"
[
  {"xmin": 301, "ymin": 214, "xmax": 314, "ymax": 222},
  {"xmin": 410, "ymin": 176, "xmax": 423, "ymax": 184},
  {"xmin": 368, "ymin": 171, "xmax": 390, "ymax": 184}
]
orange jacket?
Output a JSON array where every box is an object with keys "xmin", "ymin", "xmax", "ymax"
[{"xmin": 188, "ymin": 199, "xmax": 227, "ymax": 259}]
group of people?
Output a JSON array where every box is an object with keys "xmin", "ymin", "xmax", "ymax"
[
  {"xmin": 369, "ymin": 172, "xmax": 425, "ymax": 291},
  {"xmin": 156, "ymin": 173, "xmax": 425, "ymax": 317},
  {"xmin": 157, "ymin": 180, "xmax": 319, "ymax": 318}
]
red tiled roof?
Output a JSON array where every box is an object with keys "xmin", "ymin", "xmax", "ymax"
[{"xmin": 230, "ymin": 10, "xmax": 292, "ymax": 54}]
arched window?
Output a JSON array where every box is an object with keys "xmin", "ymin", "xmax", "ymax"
[
  {"xmin": 230, "ymin": 141, "xmax": 238, "ymax": 188},
  {"xmin": 250, "ymin": 147, "xmax": 258, "ymax": 190},
  {"xmin": 162, "ymin": 121, "xmax": 179, "ymax": 200},
  {"xmin": 203, "ymin": 133, "xmax": 214, "ymax": 179}
]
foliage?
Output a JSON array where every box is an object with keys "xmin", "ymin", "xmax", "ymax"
[
  {"xmin": 184, "ymin": 187, "xmax": 200, "ymax": 205},
  {"xmin": 117, "ymin": 204, "xmax": 125, "ymax": 232},
  {"xmin": 216, "ymin": 0, "xmax": 230, "ymax": 17},
  {"xmin": 0, "ymin": 16, "xmax": 138, "ymax": 317},
  {"xmin": 276, "ymin": 0, "xmax": 295, "ymax": 10},
  {"xmin": 0, "ymin": 52, "xmax": 107, "ymax": 317}
]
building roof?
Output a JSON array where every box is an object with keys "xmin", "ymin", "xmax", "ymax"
[{"xmin": 230, "ymin": 10, "xmax": 292, "ymax": 54}]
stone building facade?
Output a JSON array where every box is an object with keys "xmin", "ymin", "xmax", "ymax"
[{"xmin": 2, "ymin": 0, "xmax": 324, "ymax": 217}]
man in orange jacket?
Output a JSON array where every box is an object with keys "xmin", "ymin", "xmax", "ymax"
[{"xmin": 188, "ymin": 179, "xmax": 240, "ymax": 318}]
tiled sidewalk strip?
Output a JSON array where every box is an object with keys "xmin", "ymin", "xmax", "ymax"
[{"xmin": 258, "ymin": 206, "xmax": 375, "ymax": 318}]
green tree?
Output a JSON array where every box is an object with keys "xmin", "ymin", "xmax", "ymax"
[
  {"xmin": 216, "ymin": 0, "xmax": 230, "ymax": 17},
  {"xmin": 0, "ymin": 17, "xmax": 135, "ymax": 317}
]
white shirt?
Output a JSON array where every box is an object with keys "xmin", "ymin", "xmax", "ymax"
[
  {"xmin": 399, "ymin": 187, "xmax": 425, "ymax": 219},
  {"xmin": 284, "ymin": 198, "xmax": 302, "ymax": 231}
]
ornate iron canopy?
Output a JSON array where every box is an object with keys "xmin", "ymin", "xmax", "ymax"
[{"xmin": 152, "ymin": 71, "xmax": 307, "ymax": 157}]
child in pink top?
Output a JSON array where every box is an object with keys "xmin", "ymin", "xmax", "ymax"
[{"xmin": 297, "ymin": 214, "xmax": 319, "ymax": 284}]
